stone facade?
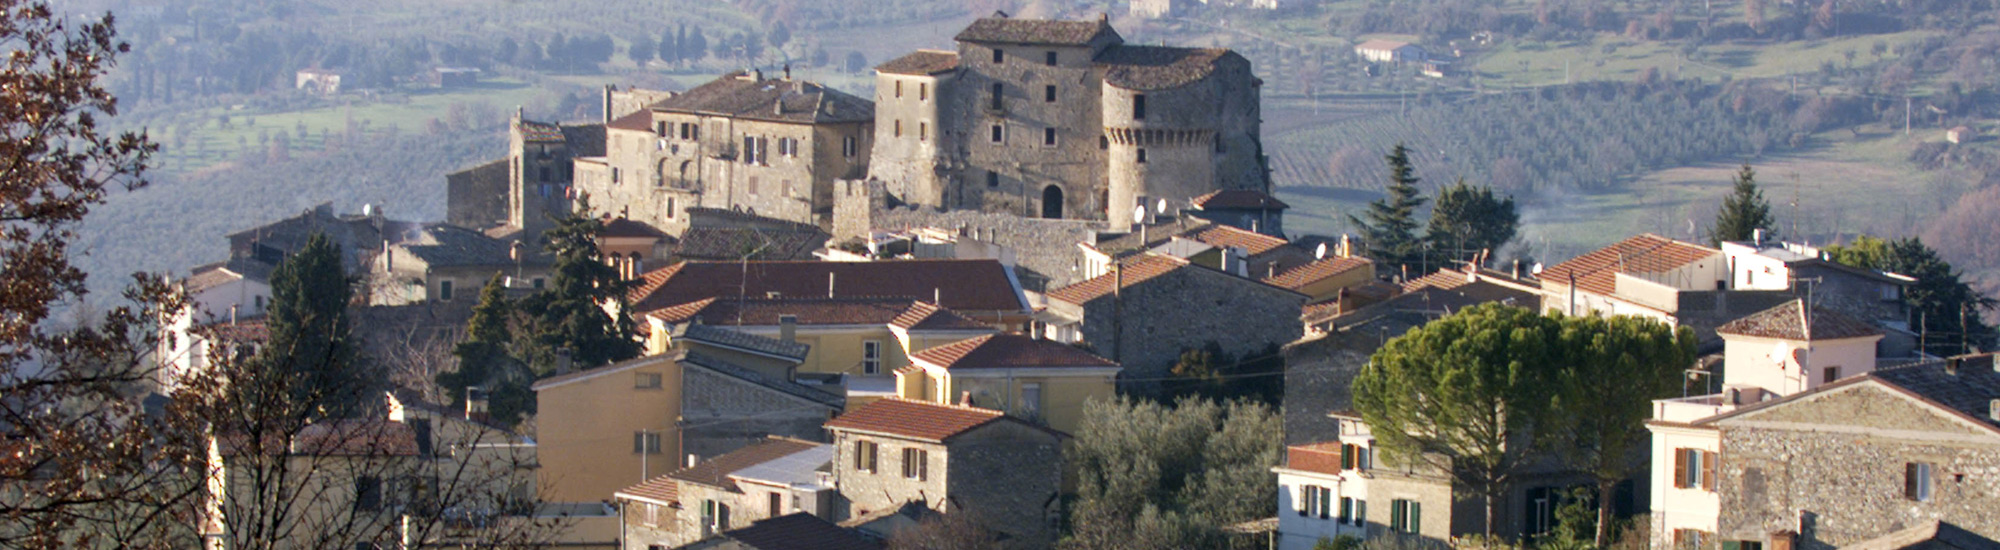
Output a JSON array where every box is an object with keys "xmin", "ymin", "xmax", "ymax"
[
  {"xmin": 870, "ymin": 16, "xmax": 1266, "ymax": 224},
  {"xmin": 1047, "ymin": 260, "xmax": 1304, "ymax": 381},
  {"xmin": 1712, "ymin": 384, "xmax": 2000, "ymax": 550},
  {"xmin": 830, "ymin": 420, "xmax": 1061, "ymax": 550},
  {"xmin": 866, "ymin": 206, "xmax": 1101, "ymax": 292},
  {"xmin": 680, "ymin": 362, "xmax": 840, "ymax": 465}
]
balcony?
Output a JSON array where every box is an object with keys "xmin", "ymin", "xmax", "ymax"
[{"xmin": 1653, "ymin": 394, "xmax": 1730, "ymax": 424}]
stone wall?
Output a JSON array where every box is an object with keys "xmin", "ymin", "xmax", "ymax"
[
  {"xmin": 1282, "ymin": 331, "xmax": 1382, "ymax": 445},
  {"xmin": 831, "ymin": 432, "xmax": 949, "ymax": 519},
  {"xmin": 868, "ymin": 207, "xmax": 1101, "ymax": 292},
  {"xmin": 1716, "ymin": 386, "xmax": 2000, "ymax": 550},
  {"xmin": 446, "ymin": 160, "xmax": 509, "ymax": 230},
  {"xmin": 621, "ymin": 501, "xmax": 685, "ymax": 550},
  {"xmin": 946, "ymin": 421, "xmax": 1064, "ymax": 550},
  {"xmin": 944, "ymin": 40, "xmax": 1111, "ymax": 220},
  {"xmin": 680, "ymin": 366, "xmax": 835, "ymax": 464},
  {"xmin": 1076, "ymin": 265, "xmax": 1305, "ymax": 382}
]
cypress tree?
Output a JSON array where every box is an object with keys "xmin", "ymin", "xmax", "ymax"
[
  {"xmin": 438, "ymin": 274, "xmax": 536, "ymax": 426},
  {"xmin": 517, "ymin": 196, "xmax": 643, "ymax": 373},
  {"xmin": 259, "ymin": 233, "xmax": 373, "ymax": 418},
  {"xmin": 1710, "ymin": 163, "xmax": 1774, "ymax": 246},
  {"xmin": 1348, "ymin": 143, "xmax": 1429, "ymax": 276}
]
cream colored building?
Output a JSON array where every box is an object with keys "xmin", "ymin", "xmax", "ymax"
[{"xmin": 896, "ymin": 333, "xmax": 1119, "ymax": 436}]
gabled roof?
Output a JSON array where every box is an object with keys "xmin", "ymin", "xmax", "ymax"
[
  {"xmin": 911, "ymin": 333, "xmax": 1118, "ymax": 371},
  {"xmin": 517, "ymin": 119, "xmax": 566, "ymax": 142},
  {"xmin": 667, "ymin": 437, "xmax": 824, "ymax": 493},
  {"xmin": 1045, "ymin": 254, "xmax": 1189, "ymax": 305},
  {"xmin": 182, "ymin": 262, "xmax": 247, "ymax": 293},
  {"xmin": 683, "ymin": 352, "xmax": 845, "ymax": 409},
  {"xmin": 1096, "ymin": 45, "xmax": 1241, "ymax": 91},
  {"xmin": 674, "ymin": 226, "xmax": 827, "ymax": 262},
  {"xmin": 1702, "ymin": 353, "xmax": 2000, "ymax": 435},
  {"xmin": 876, "ymin": 50, "xmax": 961, "ymax": 76},
  {"xmin": 702, "ymin": 513, "xmax": 884, "ymax": 550},
  {"xmin": 680, "ymin": 324, "xmax": 810, "ymax": 361},
  {"xmin": 954, "ymin": 16, "xmax": 1119, "ymax": 46},
  {"xmin": 649, "ymin": 72, "xmax": 872, "ymax": 125},
  {"xmin": 602, "ymin": 218, "xmax": 669, "ymax": 239},
  {"xmin": 615, "ymin": 473, "xmax": 680, "ymax": 507},
  {"xmin": 1184, "ymin": 224, "xmax": 1289, "ymax": 256},
  {"xmin": 1715, "ymin": 300, "xmax": 1883, "ymax": 341},
  {"xmin": 888, "ymin": 301, "xmax": 993, "ymax": 331},
  {"xmin": 195, "ymin": 317, "xmax": 270, "ymax": 342},
  {"xmin": 531, "ymin": 353, "xmax": 676, "ymax": 392},
  {"xmin": 823, "ymin": 398, "xmax": 1012, "ymax": 443},
  {"xmin": 560, "ymin": 124, "xmax": 607, "ymax": 157},
  {"xmin": 649, "ymin": 297, "xmax": 955, "ymax": 328},
  {"xmin": 1540, "ymin": 234, "xmax": 1719, "ymax": 297},
  {"xmin": 627, "ymin": 260, "xmax": 1027, "ymax": 315},
  {"xmin": 1263, "ymin": 257, "xmax": 1372, "ymax": 290},
  {"xmin": 398, "ymin": 224, "xmax": 523, "ymax": 268},
  {"xmin": 1192, "ymin": 189, "xmax": 1289, "ymax": 210},
  {"xmin": 1087, "ymin": 220, "xmax": 1289, "ymax": 260}
]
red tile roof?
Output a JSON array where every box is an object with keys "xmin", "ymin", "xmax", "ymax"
[
  {"xmin": 1185, "ymin": 224, "xmax": 1289, "ymax": 256},
  {"xmin": 1192, "ymin": 189, "xmax": 1290, "ymax": 210},
  {"xmin": 1716, "ymin": 300, "xmax": 1884, "ymax": 341},
  {"xmin": 196, "ymin": 318, "xmax": 270, "ymax": 342},
  {"xmin": 1263, "ymin": 257, "xmax": 1372, "ymax": 290},
  {"xmin": 823, "ymin": 398, "xmax": 1008, "ymax": 442},
  {"xmin": 1540, "ymin": 234, "xmax": 1719, "ymax": 297},
  {"xmin": 616, "ymin": 474, "xmax": 680, "ymax": 506},
  {"xmin": 889, "ymin": 301, "xmax": 994, "ymax": 331},
  {"xmin": 667, "ymin": 437, "xmax": 822, "ymax": 492},
  {"xmin": 875, "ymin": 50, "xmax": 961, "ymax": 76},
  {"xmin": 606, "ymin": 108, "xmax": 653, "ymax": 132},
  {"xmin": 1045, "ymin": 254, "xmax": 1188, "ymax": 305},
  {"xmin": 911, "ymin": 334, "xmax": 1118, "ymax": 370},
  {"xmin": 627, "ymin": 260, "xmax": 1026, "ymax": 315},
  {"xmin": 1286, "ymin": 442, "xmax": 1345, "ymax": 476}
]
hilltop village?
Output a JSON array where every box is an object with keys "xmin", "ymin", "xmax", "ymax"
[{"xmin": 158, "ymin": 13, "xmax": 2000, "ymax": 550}]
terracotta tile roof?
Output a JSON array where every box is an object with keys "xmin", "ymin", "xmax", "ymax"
[
  {"xmin": 888, "ymin": 301, "xmax": 993, "ymax": 331},
  {"xmin": 680, "ymin": 324, "xmax": 810, "ymax": 361},
  {"xmin": 1192, "ymin": 189, "xmax": 1290, "ymax": 210},
  {"xmin": 1286, "ymin": 442, "xmax": 1345, "ymax": 476},
  {"xmin": 606, "ymin": 108, "xmax": 653, "ymax": 132},
  {"xmin": 1096, "ymin": 45, "xmax": 1241, "ymax": 91},
  {"xmin": 1301, "ymin": 299, "xmax": 1344, "ymax": 321},
  {"xmin": 1263, "ymin": 257, "xmax": 1372, "ymax": 290},
  {"xmin": 1843, "ymin": 520, "xmax": 2000, "ymax": 550},
  {"xmin": 668, "ymin": 436, "xmax": 823, "ymax": 492},
  {"xmin": 876, "ymin": 50, "xmax": 961, "ymax": 75},
  {"xmin": 682, "ymin": 352, "xmax": 845, "ymax": 409},
  {"xmin": 1716, "ymin": 300, "xmax": 1884, "ymax": 341},
  {"xmin": 1540, "ymin": 234, "xmax": 1719, "ymax": 297},
  {"xmin": 954, "ymin": 16, "xmax": 1118, "ymax": 45},
  {"xmin": 627, "ymin": 260, "xmax": 1026, "ymax": 315},
  {"xmin": 1045, "ymin": 254, "xmax": 1188, "ymax": 305},
  {"xmin": 1186, "ymin": 224, "xmax": 1288, "ymax": 256},
  {"xmin": 823, "ymin": 398, "xmax": 1008, "ymax": 442},
  {"xmin": 196, "ymin": 318, "xmax": 270, "ymax": 342},
  {"xmin": 615, "ymin": 474, "xmax": 680, "ymax": 506},
  {"xmin": 647, "ymin": 297, "xmax": 927, "ymax": 327},
  {"xmin": 602, "ymin": 218, "xmax": 668, "ymax": 239},
  {"xmin": 649, "ymin": 72, "xmax": 872, "ymax": 124},
  {"xmin": 911, "ymin": 334, "xmax": 1118, "ymax": 370},
  {"xmin": 718, "ymin": 513, "xmax": 885, "ymax": 550}
]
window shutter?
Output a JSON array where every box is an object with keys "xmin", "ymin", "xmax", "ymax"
[
  {"xmin": 1341, "ymin": 444, "xmax": 1354, "ymax": 470},
  {"xmin": 1298, "ymin": 485, "xmax": 1309, "ymax": 517},
  {"xmin": 1320, "ymin": 487, "xmax": 1332, "ymax": 519},
  {"xmin": 1340, "ymin": 497, "xmax": 1353, "ymax": 524},
  {"xmin": 1724, "ymin": 541, "xmax": 1743, "ymax": 550},
  {"xmin": 919, "ymin": 450, "xmax": 928, "ymax": 481},
  {"xmin": 1356, "ymin": 500, "xmax": 1366, "ymax": 525},
  {"xmin": 1391, "ymin": 500, "xmax": 1404, "ymax": 530},
  {"xmin": 1410, "ymin": 502, "xmax": 1422, "ymax": 534},
  {"xmin": 1905, "ymin": 463, "xmax": 1919, "ymax": 499},
  {"xmin": 1674, "ymin": 449, "xmax": 1690, "ymax": 489},
  {"xmin": 1702, "ymin": 451, "xmax": 1718, "ymax": 491}
]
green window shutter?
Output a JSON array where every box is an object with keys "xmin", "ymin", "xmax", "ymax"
[
  {"xmin": 1410, "ymin": 502, "xmax": 1422, "ymax": 534},
  {"xmin": 1340, "ymin": 497, "xmax": 1353, "ymax": 524},
  {"xmin": 1341, "ymin": 444, "xmax": 1354, "ymax": 470},
  {"xmin": 1356, "ymin": 500, "xmax": 1367, "ymax": 525},
  {"xmin": 1724, "ymin": 541, "xmax": 1743, "ymax": 550}
]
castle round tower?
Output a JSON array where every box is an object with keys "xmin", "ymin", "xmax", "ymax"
[{"xmin": 1098, "ymin": 47, "xmax": 1262, "ymax": 227}]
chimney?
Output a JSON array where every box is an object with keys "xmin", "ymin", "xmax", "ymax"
[
  {"xmin": 783, "ymin": 64, "xmax": 792, "ymax": 81},
  {"xmin": 1753, "ymin": 228, "xmax": 1765, "ymax": 247},
  {"xmin": 1946, "ymin": 356, "xmax": 1961, "ymax": 376},
  {"xmin": 1990, "ymin": 399, "xmax": 1999, "ymax": 422},
  {"xmin": 602, "ymin": 84, "xmax": 615, "ymax": 125},
  {"xmin": 827, "ymin": 272, "xmax": 836, "ymax": 298},
  {"xmin": 959, "ymin": 391, "xmax": 973, "ymax": 406},
  {"xmin": 779, "ymin": 315, "xmax": 797, "ymax": 343},
  {"xmin": 686, "ymin": 454, "xmax": 701, "ymax": 468},
  {"xmin": 1511, "ymin": 259, "xmax": 1522, "ymax": 279},
  {"xmin": 229, "ymin": 304, "xmax": 238, "ymax": 325}
]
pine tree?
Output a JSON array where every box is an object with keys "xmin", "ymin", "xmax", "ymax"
[
  {"xmin": 1826, "ymin": 235, "xmax": 1997, "ymax": 355},
  {"xmin": 1347, "ymin": 143, "xmax": 1429, "ymax": 276},
  {"xmin": 1425, "ymin": 178, "xmax": 1520, "ymax": 267},
  {"xmin": 438, "ymin": 274, "xmax": 537, "ymax": 426},
  {"xmin": 517, "ymin": 196, "xmax": 643, "ymax": 372},
  {"xmin": 260, "ymin": 233, "xmax": 374, "ymax": 418},
  {"xmin": 658, "ymin": 28, "xmax": 678, "ymax": 66},
  {"xmin": 1709, "ymin": 163, "xmax": 1774, "ymax": 246}
]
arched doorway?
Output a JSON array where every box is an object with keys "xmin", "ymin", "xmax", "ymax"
[{"xmin": 1041, "ymin": 185, "xmax": 1064, "ymax": 219}]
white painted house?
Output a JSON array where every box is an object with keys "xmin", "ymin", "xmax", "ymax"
[
  {"xmin": 1274, "ymin": 415, "xmax": 1381, "ymax": 550},
  {"xmin": 1354, "ymin": 40, "xmax": 1427, "ymax": 63},
  {"xmin": 157, "ymin": 262, "xmax": 272, "ymax": 394}
]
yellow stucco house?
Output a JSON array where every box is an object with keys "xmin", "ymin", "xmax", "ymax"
[{"xmin": 897, "ymin": 333, "xmax": 1121, "ymax": 436}]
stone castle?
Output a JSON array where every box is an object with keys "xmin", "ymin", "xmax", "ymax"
[{"xmin": 449, "ymin": 13, "xmax": 1270, "ymax": 243}]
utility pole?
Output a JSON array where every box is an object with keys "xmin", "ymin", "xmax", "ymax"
[{"xmin": 1906, "ymin": 96, "xmax": 1912, "ymax": 136}]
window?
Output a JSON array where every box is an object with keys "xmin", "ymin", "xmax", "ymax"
[
  {"xmin": 539, "ymin": 166, "xmax": 550, "ymax": 182},
  {"xmin": 919, "ymin": 82, "xmax": 928, "ymax": 101},
  {"xmin": 748, "ymin": 176, "xmax": 760, "ymax": 197},
  {"xmin": 1043, "ymin": 127, "xmax": 1057, "ymax": 146},
  {"xmin": 1132, "ymin": 94, "xmax": 1147, "ymax": 119},
  {"xmin": 863, "ymin": 341, "xmax": 882, "ymax": 374},
  {"xmin": 843, "ymin": 136, "xmax": 857, "ymax": 158},
  {"xmin": 768, "ymin": 492, "xmax": 783, "ymax": 517},
  {"xmin": 992, "ymin": 48, "xmax": 1004, "ymax": 64},
  {"xmin": 1823, "ymin": 366, "xmax": 1841, "ymax": 384},
  {"xmin": 1389, "ymin": 499, "xmax": 1422, "ymax": 534},
  {"xmin": 920, "ymin": 122, "xmax": 928, "ymax": 141},
  {"xmin": 612, "ymin": 167, "xmax": 621, "ymax": 184},
  {"xmin": 757, "ymin": 137, "xmax": 769, "ymax": 164},
  {"xmin": 1045, "ymin": 85, "xmax": 1057, "ymax": 102},
  {"xmin": 1723, "ymin": 541, "xmax": 1765, "ymax": 550},
  {"xmin": 902, "ymin": 448, "xmax": 929, "ymax": 480},
  {"xmin": 701, "ymin": 500, "xmax": 730, "ymax": 535},
  {"xmin": 635, "ymin": 372, "xmax": 663, "ymax": 389},
  {"xmin": 894, "ymin": 120, "xmax": 903, "ymax": 138},
  {"xmin": 633, "ymin": 432, "xmax": 661, "ymax": 454},
  {"xmin": 1298, "ymin": 485, "xmax": 1323, "ymax": 517},
  {"xmin": 656, "ymin": 121, "xmax": 668, "ymax": 136},
  {"xmin": 1099, "ymin": 135, "xmax": 1109, "ymax": 150},
  {"xmin": 1136, "ymin": 148, "xmax": 1148, "ymax": 163},
  {"xmin": 1340, "ymin": 443, "xmax": 1370, "ymax": 471},
  {"xmin": 1354, "ymin": 499, "xmax": 1367, "ymax": 525},
  {"xmin": 1906, "ymin": 462, "xmax": 1934, "ymax": 501},
  {"xmin": 1020, "ymin": 383, "xmax": 1042, "ymax": 418},
  {"xmin": 990, "ymin": 124, "xmax": 1005, "ymax": 143},
  {"xmin": 1674, "ymin": 448, "xmax": 1717, "ymax": 490},
  {"xmin": 985, "ymin": 171, "xmax": 1000, "ymax": 188},
  {"xmin": 1046, "ymin": 51, "xmax": 1059, "ymax": 66},
  {"xmin": 354, "ymin": 476, "xmax": 383, "ymax": 512},
  {"xmin": 990, "ymin": 83, "xmax": 1004, "ymax": 110},
  {"xmin": 1674, "ymin": 530, "xmax": 1711, "ymax": 549},
  {"xmin": 532, "ymin": 278, "xmax": 545, "ymax": 289},
  {"xmin": 1339, "ymin": 497, "xmax": 1354, "ymax": 524},
  {"xmin": 855, "ymin": 440, "xmax": 878, "ymax": 473},
  {"xmin": 438, "ymin": 280, "xmax": 454, "ymax": 301},
  {"xmin": 254, "ymin": 295, "xmax": 265, "ymax": 310},
  {"xmin": 895, "ymin": 80, "xmax": 903, "ymax": 98},
  {"xmin": 743, "ymin": 136, "xmax": 756, "ymax": 164}
]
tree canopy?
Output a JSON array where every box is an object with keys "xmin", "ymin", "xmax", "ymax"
[
  {"xmin": 516, "ymin": 196, "xmax": 643, "ymax": 372},
  {"xmin": 259, "ymin": 232, "xmax": 376, "ymax": 418},
  {"xmin": 1348, "ymin": 143, "xmax": 1429, "ymax": 277},
  {"xmin": 1425, "ymin": 178, "xmax": 1520, "ymax": 268},
  {"xmin": 1825, "ymin": 235, "xmax": 1996, "ymax": 355},
  {"xmin": 1710, "ymin": 164, "xmax": 1775, "ymax": 246},
  {"xmin": 1063, "ymin": 397, "xmax": 1281, "ymax": 550},
  {"xmin": 439, "ymin": 274, "xmax": 537, "ymax": 426},
  {"xmin": 1550, "ymin": 314, "xmax": 1696, "ymax": 544}
]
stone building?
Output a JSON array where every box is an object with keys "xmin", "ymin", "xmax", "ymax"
[
  {"xmin": 869, "ymin": 14, "xmax": 1266, "ymax": 225},
  {"xmin": 824, "ymin": 398, "xmax": 1063, "ymax": 550},
  {"xmin": 1042, "ymin": 253, "xmax": 1306, "ymax": 381},
  {"xmin": 444, "ymin": 112, "xmax": 604, "ymax": 242},
  {"xmin": 575, "ymin": 70, "xmax": 874, "ymax": 233},
  {"xmin": 1650, "ymin": 354, "xmax": 2000, "ymax": 550},
  {"xmin": 366, "ymin": 224, "xmax": 552, "ymax": 306},
  {"xmin": 613, "ymin": 437, "xmax": 838, "ymax": 549}
]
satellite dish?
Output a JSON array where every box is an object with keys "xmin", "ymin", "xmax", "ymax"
[
  {"xmin": 1156, "ymin": 198, "xmax": 1169, "ymax": 214},
  {"xmin": 1791, "ymin": 348, "xmax": 1809, "ymax": 367},
  {"xmin": 1132, "ymin": 205, "xmax": 1146, "ymax": 223},
  {"xmin": 1531, "ymin": 263, "xmax": 1544, "ymax": 275},
  {"xmin": 1315, "ymin": 243, "xmax": 1328, "ymax": 260},
  {"xmin": 1771, "ymin": 342, "xmax": 1792, "ymax": 367}
]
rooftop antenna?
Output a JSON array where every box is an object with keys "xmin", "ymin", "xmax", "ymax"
[{"xmin": 1790, "ymin": 171, "xmax": 1801, "ymax": 240}]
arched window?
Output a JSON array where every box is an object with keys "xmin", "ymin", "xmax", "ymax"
[{"xmin": 1041, "ymin": 185, "xmax": 1064, "ymax": 219}]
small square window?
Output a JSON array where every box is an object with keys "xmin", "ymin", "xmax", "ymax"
[
  {"xmin": 986, "ymin": 172, "xmax": 999, "ymax": 188},
  {"xmin": 990, "ymin": 124, "xmax": 1004, "ymax": 143},
  {"xmin": 1045, "ymin": 85, "xmax": 1057, "ymax": 102},
  {"xmin": 635, "ymin": 372, "xmax": 663, "ymax": 389},
  {"xmin": 1907, "ymin": 462, "xmax": 1935, "ymax": 501},
  {"xmin": 895, "ymin": 80, "xmax": 903, "ymax": 98},
  {"xmin": 920, "ymin": 122, "xmax": 928, "ymax": 141},
  {"xmin": 992, "ymin": 49, "xmax": 1004, "ymax": 64},
  {"xmin": 919, "ymin": 82, "xmax": 928, "ymax": 101},
  {"xmin": 1822, "ymin": 366, "xmax": 1841, "ymax": 385},
  {"xmin": 1136, "ymin": 148, "xmax": 1148, "ymax": 163},
  {"xmin": 1133, "ymin": 94, "xmax": 1147, "ymax": 120},
  {"xmin": 1044, "ymin": 127, "xmax": 1057, "ymax": 146},
  {"xmin": 1046, "ymin": 51, "xmax": 1058, "ymax": 66}
]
